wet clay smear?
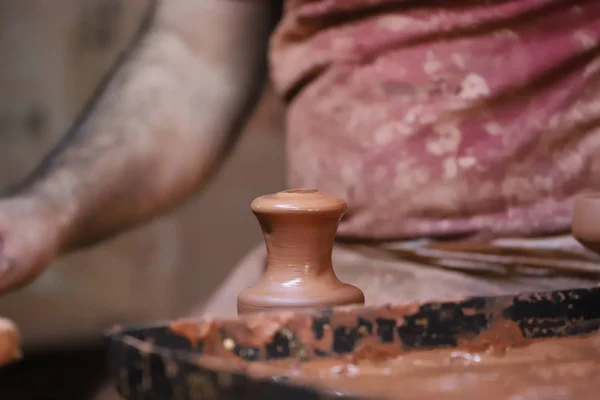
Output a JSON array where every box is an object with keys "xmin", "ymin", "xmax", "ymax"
[
  {"xmin": 162, "ymin": 289, "xmax": 600, "ymax": 400},
  {"xmin": 256, "ymin": 332, "xmax": 600, "ymax": 400}
]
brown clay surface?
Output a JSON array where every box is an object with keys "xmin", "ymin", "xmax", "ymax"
[
  {"xmin": 237, "ymin": 190, "xmax": 364, "ymax": 314},
  {"xmin": 171, "ymin": 294, "xmax": 600, "ymax": 400},
  {"xmin": 245, "ymin": 332, "xmax": 600, "ymax": 400}
]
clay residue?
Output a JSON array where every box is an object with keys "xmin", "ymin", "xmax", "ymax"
[
  {"xmin": 172, "ymin": 299, "xmax": 600, "ymax": 399},
  {"xmin": 232, "ymin": 311, "xmax": 296, "ymax": 346},
  {"xmin": 247, "ymin": 331, "xmax": 600, "ymax": 400},
  {"xmin": 167, "ymin": 289, "xmax": 600, "ymax": 400},
  {"xmin": 170, "ymin": 318, "xmax": 215, "ymax": 349},
  {"xmin": 458, "ymin": 319, "xmax": 529, "ymax": 355}
]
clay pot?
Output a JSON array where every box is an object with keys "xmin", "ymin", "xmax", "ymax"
[
  {"xmin": 572, "ymin": 192, "xmax": 600, "ymax": 254},
  {"xmin": 237, "ymin": 189, "xmax": 365, "ymax": 315}
]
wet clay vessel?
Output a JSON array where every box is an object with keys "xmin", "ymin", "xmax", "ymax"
[
  {"xmin": 237, "ymin": 189, "xmax": 364, "ymax": 315},
  {"xmin": 572, "ymin": 192, "xmax": 600, "ymax": 254}
]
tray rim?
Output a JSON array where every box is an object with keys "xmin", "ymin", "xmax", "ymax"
[{"xmin": 106, "ymin": 285, "xmax": 600, "ymax": 399}]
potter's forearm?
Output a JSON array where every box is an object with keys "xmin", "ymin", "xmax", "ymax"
[{"xmin": 8, "ymin": 0, "xmax": 273, "ymax": 251}]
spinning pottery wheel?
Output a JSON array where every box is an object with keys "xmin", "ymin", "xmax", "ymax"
[{"xmin": 106, "ymin": 190, "xmax": 600, "ymax": 399}]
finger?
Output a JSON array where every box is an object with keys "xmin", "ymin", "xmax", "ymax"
[
  {"xmin": 0, "ymin": 317, "xmax": 21, "ymax": 367},
  {"xmin": 0, "ymin": 251, "xmax": 10, "ymax": 279},
  {"xmin": 0, "ymin": 253, "xmax": 46, "ymax": 295},
  {"xmin": 0, "ymin": 252, "xmax": 22, "ymax": 294}
]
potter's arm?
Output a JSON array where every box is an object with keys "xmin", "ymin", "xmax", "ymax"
[{"xmin": 8, "ymin": 0, "xmax": 275, "ymax": 251}]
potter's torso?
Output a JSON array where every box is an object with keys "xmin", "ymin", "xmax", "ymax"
[{"xmin": 270, "ymin": 0, "xmax": 600, "ymax": 240}]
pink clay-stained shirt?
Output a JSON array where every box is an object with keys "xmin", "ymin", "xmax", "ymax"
[{"xmin": 268, "ymin": 0, "xmax": 600, "ymax": 241}]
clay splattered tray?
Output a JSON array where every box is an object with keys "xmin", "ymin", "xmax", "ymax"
[{"xmin": 106, "ymin": 285, "xmax": 600, "ymax": 400}]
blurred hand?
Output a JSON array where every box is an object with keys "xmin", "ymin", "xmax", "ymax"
[
  {"xmin": 0, "ymin": 317, "xmax": 21, "ymax": 366},
  {"xmin": 0, "ymin": 198, "xmax": 64, "ymax": 294}
]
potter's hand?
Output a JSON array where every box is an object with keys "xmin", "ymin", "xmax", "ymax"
[
  {"xmin": 0, "ymin": 1, "xmax": 273, "ymax": 295},
  {"xmin": 0, "ymin": 198, "xmax": 63, "ymax": 294}
]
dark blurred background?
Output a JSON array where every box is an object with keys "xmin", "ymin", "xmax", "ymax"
[{"xmin": 0, "ymin": 1, "xmax": 285, "ymax": 398}]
